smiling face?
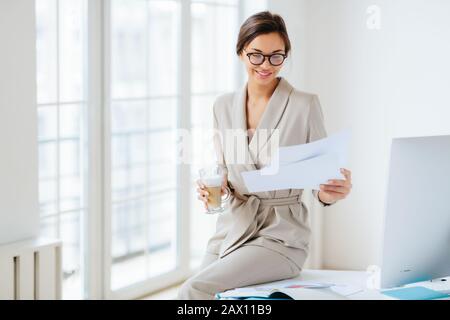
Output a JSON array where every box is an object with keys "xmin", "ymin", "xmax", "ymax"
[{"xmin": 239, "ymin": 32, "xmax": 287, "ymax": 86}]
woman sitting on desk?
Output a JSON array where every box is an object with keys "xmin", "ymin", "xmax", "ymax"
[{"xmin": 177, "ymin": 11, "xmax": 352, "ymax": 300}]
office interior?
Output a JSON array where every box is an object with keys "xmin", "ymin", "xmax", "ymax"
[{"xmin": 1, "ymin": 0, "xmax": 449, "ymax": 300}]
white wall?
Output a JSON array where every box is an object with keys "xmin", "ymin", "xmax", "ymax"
[
  {"xmin": 386, "ymin": 0, "xmax": 450, "ymax": 139},
  {"xmin": 0, "ymin": 0, "xmax": 39, "ymax": 244},
  {"xmin": 268, "ymin": 0, "xmax": 308, "ymax": 89},
  {"xmin": 302, "ymin": 0, "xmax": 392, "ymax": 270},
  {"xmin": 270, "ymin": 0, "xmax": 450, "ymax": 270}
]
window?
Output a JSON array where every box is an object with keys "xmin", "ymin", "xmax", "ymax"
[
  {"xmin": 36, "ymin": 0, "xmax": 266, "ymax": 299},
  {"xmin": 189, "ymin": 0, "xmax": 240, "ymax": 268},
  {"xmin": 36, "ymin": 0, "xmax": 87, "ymax": 300},
  {"xmin": 108, "ymin": 0, "xmax": 180, "ymax": 291}
]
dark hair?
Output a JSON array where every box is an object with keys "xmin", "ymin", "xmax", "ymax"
[{"xmin": 236, "ymin": 11, "xmax": 291, "ymax": 56}]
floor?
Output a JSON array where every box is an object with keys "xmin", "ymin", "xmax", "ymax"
[
  {"xmin": 139, "ymin": 283, "xmax": 182, "ymax": 300},
  {"xmin": 139, "ymin": 256, "xmax": 203, "ymax": 300}
]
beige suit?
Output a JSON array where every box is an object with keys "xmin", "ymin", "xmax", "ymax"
[{"xmin": 177, "ymin": 77, "xmax": 333, "ymax": 300}]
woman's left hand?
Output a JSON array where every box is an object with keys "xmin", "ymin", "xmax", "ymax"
[{"xmin": 318, "ymin": 168, "xmax": 352, "ymax": 205}]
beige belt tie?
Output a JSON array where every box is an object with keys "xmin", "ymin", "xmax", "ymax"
[
  {"xmin": 233, "ymin": 193, "xmax": 301, "ymax": 206},
  {"xmin": 219, "ymin": 192, "xmax": 302, "ymax": 258}
]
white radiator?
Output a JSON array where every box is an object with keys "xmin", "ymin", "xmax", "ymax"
[{"xmin": 0, "ymin": 237, "xmax": 62, "ymax": 300}]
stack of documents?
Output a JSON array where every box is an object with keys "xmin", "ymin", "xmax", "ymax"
[
  {"xmin": 241, "ymin": 130, "xmax": 351, "ymax": 192},
  {"xmin": 215, "ymin": 279, "xmax": 361, "ymax": 300}
]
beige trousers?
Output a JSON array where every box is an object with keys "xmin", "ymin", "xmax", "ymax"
[{"xmin": 176, "ymin": 244, "xmax": 301, "ymax": 300}]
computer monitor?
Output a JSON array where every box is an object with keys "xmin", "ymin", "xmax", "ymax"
[{"xmin": 380, "ymin": 135, "xmax": 450, "ymax": 289}]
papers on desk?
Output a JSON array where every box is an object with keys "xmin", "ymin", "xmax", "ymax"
[
  {"xmin": 241, "ymin": 129, "xmax": 351, "ymax": 192},
  {"xmin": 215, "ymin": 280, "xmax": 360, "ymax": 300}
]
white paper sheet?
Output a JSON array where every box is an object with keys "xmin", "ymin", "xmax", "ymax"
[
  {"xmin": 241, "ymin": 130, "xmax": 351, "ymax": 192},
  {"xmin": 277, "ymin": 129, "xmax": 351, "ymax": 166},
  {"xmin": 330, "ymin": 284, "xmax": 364, "ymax": 296}
]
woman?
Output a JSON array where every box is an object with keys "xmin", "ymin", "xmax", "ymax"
[{"xmin": 177, "ymin": 11, "xmax": 352, "ymax": 300}]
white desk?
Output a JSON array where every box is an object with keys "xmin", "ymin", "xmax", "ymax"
[
  {"xmin": 296, "ymin": 269, "xmax": 388, "ymax": 300},
  {"xmin": 235, "ymin": 269, "xmax": 450, "ymax": 300}
]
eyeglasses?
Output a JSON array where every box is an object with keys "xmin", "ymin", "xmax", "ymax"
[{"xmin": 244, "ymin": 49, "xmax": 287, "ymax": 66}]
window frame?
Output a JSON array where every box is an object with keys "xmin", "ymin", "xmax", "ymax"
[
  {"xmin": 36, "ymin": 0, "xmax": 89, "ymax": 300},
  {"xmin": 101, "ymin": 0, "xmax": 190, "ymax": 300},
  {"xmin": 37, "ymin": 0, "xmax": 249, "ymax": 300}
]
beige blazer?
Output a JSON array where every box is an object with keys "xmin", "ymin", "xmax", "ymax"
[{"xmin": 206, "ymin": 77, "xmax": 332, "ymax": 270}]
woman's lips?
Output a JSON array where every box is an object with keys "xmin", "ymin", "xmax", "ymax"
[{"xmin": 255, "ymin": 70, "xmax": 272, "ymax": 79}]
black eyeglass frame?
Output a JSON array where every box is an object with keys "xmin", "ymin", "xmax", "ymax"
[{"xmin": 243, "ymin": 49, "xmax": 287, "ymax": 66}]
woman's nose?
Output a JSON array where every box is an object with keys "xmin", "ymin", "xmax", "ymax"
[{"xmin": 261, "ymin": 58, "xmax": 272, "ymax": 69}]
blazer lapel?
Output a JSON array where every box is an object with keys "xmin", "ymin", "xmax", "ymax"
[
  {"xmin": 231, "ymin": 77, "xmax": 294, "ymax": 171},
  {"xmin": 231, "ymin": 82, "xmax": 258, "ymax": 171},
  {"xmin": 248, "ymin": 77, "xmax": 294, "ymax": 165}
]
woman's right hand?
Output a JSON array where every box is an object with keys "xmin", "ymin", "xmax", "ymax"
[
  {"xmin": 196, "ymin": 178, "xmax": 230, "ymax": 210},
  {"xmin": 196, "ymin": 179, "xmax": 209, "ymax": 210}
]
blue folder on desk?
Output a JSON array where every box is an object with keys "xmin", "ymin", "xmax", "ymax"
[{"xmin": 382, "ymin": 286, "xmax": 450, "ymax": 300}]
